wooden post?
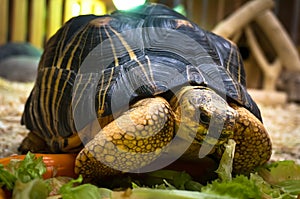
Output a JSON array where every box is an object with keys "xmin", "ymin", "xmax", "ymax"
[
  {"xmin": 29, "ymin": 0, "xmax": 46, "ymax": 49},
  {"xmin": 255, "ymin": 10, "xmax": 300, "ymax": 72},
  {"xmin": 11, "ymin": 0, "xmax": 28, "ymax": 42},
  {"xmin": 46, "ymin": 0, "xmax": 63, "ymax": 40},
  {"xmin": 245, "ymin": 26, "xmax": 282, "ymax": 91},
  {"xmin": 212, "ymin": 0, "xmax": 274, "ymax": 38},
  {"xmin": 216, "ymin": 0, "xmax": 225, "ymax": 22},
  {"xmin": 0, "ymin": 0, "xmax": 8, "ymax": 44},
  {"xmin": 191, "ymin": 0, "xmax": 201, "ymax": 27}
]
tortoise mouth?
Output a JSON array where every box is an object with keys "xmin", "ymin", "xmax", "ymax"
[{"xmin": 194, "ymin": 128, "xmax": 235, "ymax": 146}]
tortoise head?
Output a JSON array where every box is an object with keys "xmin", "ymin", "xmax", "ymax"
[
  {"xmin": 171, "ymin": 86, "xmax": 237, "ymax": 148},
  {"xmin": 171, "ymin": 86, "xmax": 272, "ymax": 173}
]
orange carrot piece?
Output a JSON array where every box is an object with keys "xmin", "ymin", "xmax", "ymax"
[
  {"xmin": 0, "ymin": 188, "xmax": 5, "ymax": 199},
  {"xmin": 0, "ymin": 188, "xmax": 10, "ymax": 199}
]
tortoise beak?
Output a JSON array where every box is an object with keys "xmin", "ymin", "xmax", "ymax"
[{"xmin": 197, "ymin": 105, "xmax": 237, "ymax": 158}]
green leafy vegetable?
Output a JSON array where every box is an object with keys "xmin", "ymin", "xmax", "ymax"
[
  {"xmin": 258, "ymin": 160, "xmax": 300, "ymax": 184},
  {"xmin": 12, "ymin": 178, "xmax": 50, "ymax": 199},
  {"xmin": 46, "ymin": 176, "xmax": 72, "ymax": 196},
  {"xmin": 215, "ymin": 139, "xmax": 235, "ymax": 182},
  {"xmin": 184, "ymin": 180, "xmax": 204, "ymax": 191},
  {"xmin": 0, "ymin": 152, "xmax": 46, "ymax": 191},
  {"xmin": 0, "ymin": 164, "xmax": 17, "ymax": 190},
  {"xmin": 1, "ymin": 148, "xmax": 300, "ymax": 199},
  {"xmin": 278, "ymin": 180, "xmax": 300, "ymax": 195},
  {"xmin": 201, "ymin": 139, "xmax": 261, "ymax": 199},
  {"xmin": 59, "ymin": 175, "xmax": 100, "ymax": 199},
  {"xmin": 111, "ymin": 188, "xmax": 238, "ymax": 199},
  {"xmin": 202, "ymin": 175, "xmax": 261, "ymax": 199},
  {"xmin": 6, "ymin": 152, "xmax": 46, "ymax": 183},
  {"xmin": 257, "ymin": 160, "xmax": 300, "ymax": 197},
  {"xmin": 142, "ymin": 169, "xmax": 203, "ymax": 191}
]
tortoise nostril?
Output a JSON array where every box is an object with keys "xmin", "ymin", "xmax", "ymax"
[{"xmin": 199, "ymin": 112, "xmax": 210, "ymax": 124}]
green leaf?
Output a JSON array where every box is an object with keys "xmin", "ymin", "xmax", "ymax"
[
  {"xmin": 215, "ymin": 139, "xmax": 236, "ymax": 182},
  {"xmin": 251, "ymin": 173, "xmax": 300, "ymax": 199},
  {"xmin": 0, "ymin": 164, "xmax": 17, "ymax": 190},
  {"xmin": 258, "ymin": 160, "xmax": 300, "ymax": 184},
  {"xmin": 0, "ymin": 152, "xmax": 46, "ymax": 190},
  {"xmin": 184, "ymin": 180, "xmax": 203, "ymax": 191},
  {"xmin": 144, "ymin": 169, "xmax": 203, "ymax": 191},
  {"xmin": 278, "ymin": 180, "xmax": 300, "ymax": 195},
  {"xmin": 59, "ymin": 175, "xmax": 100, "ymax": 199},
  {"xmin": 12, "ymin": 179, "xmax": 50, "ymax": 199},
  {"xmin": 98, "ymin": 188, "xmax": 112, "ymax": 198},
  {"xmin": 250, "ymin": 173, "xmax": 283, "ymax": 198},
  {"xmin": 7, "ymin": 152, "xmax": 46, "ymax": 183},
  {"xmin": 202, "ymin": 175, "xmax": 261, "ymax": 199},
  {"xmin": 111, "ymin": 188, "xmax": 237, "ymax": 199},
  {"xmin": 258, "ymin": 160, "xmax": 300, "ymax": 196}
]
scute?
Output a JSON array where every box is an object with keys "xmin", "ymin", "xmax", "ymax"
[{"xmin": 21, "ymin": 3, "xmax": 262, "ymax": 152}]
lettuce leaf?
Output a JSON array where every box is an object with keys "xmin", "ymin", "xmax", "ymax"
[
  {"xmin": 201, "ymin": 139, "xmax": 261, "ymax": 199},
  {"xmin": 202, "ymin": 175, "xmax": 261, "ymax": 199},
  {"xmin": 0, "ymin": 164, "xmax": 17, "ymax": 190},
  {"xmin": 1, "ymin": 148, "xmax": 300, "ymax": 199},
  {"xmin": 258, "ymin": 160, "xmax": 300, "ymax": 184},
  {"xmin": 257, "ymin": 160, "xmax": 300, "ymax": 197},
  {"xmin": 144, "ymin": 169, "xmax": 203, "ymax": 191},
  {"xmin": 111, "ymin": 188, "xmax": 238, "ymax": 199},
  {"xmin": 0, "ymin": 152, "xmax": 46, "ymax": 191},
  {"xmin": 12, "ymin": 179, "xmax": 50, "ymax": 199},
  {"xmin": 59, "ymin": 175, "xmax": 100, "ymax": 199},
  {"xmin": 6, "ymin": 152, "xmax": 46, "ymax": 183},
  {"xmin": 215, "ymin": 139, "xmax": 235, "ymax": 182}
]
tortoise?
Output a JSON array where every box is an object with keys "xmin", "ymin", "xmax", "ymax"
[{"xmin": 19, "ymin": 3, "xmax": 272, "ymax": 182}]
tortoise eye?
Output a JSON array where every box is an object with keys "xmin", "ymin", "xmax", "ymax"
[{"xmin": 199, "ymin": 112, "xmax": 210, "ymax": 124}]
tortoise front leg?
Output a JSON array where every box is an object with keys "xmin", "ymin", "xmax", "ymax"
[
  {"xmin": 230, "ymin": 104, "xmax": 272, "ymax": 174},
  {"xmin": 75, "ymin": 97, "xmax": 175, "ymax": 181}
]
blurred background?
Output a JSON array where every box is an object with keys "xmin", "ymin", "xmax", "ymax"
[
  {"xmin": 0, "ymin": 0, "xmax": 300, "ymax": 49},
  {"xmin": 0, "ymin": 0, "xmax": 299, "ymax": 49},
  {"xmin": 0, "ymin": 0, "xmax": 299, "ymax": 97},
  {"xmin": 0, "ymin": 0, "xmax": 299, "ymax": 163}
]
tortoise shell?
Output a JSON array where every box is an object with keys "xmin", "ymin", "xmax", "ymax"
[{"xmin": 21, "ymin": 3, "xmax": 261, "ymax": 152}]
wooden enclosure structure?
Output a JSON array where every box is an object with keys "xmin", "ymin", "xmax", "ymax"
[
  {"xmin": 158, "ymin": 0, "xmax": 299, "ymax": 49},
  {"xmin": 0, "ymin": 0, "xmax": 299, "ymax": 101},
  {"xmin": 1, "ymin": 0, "xmax": 299, "ymax": 50},
  {"xmin": 0, "ymin": 0, "xmax": 107, "ymax": 49}
]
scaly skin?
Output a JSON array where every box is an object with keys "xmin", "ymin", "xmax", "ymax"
[
  {"xmin": 75, "ymin": 97, "xmax": 175, "ymax": 182},
  {"xmin": 230, "ymin": 104, "xmax": 272, "ymax": 174},
  {"xmin": 75, "ymin": 86, "xmax": 272, "ymax": 180}
]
